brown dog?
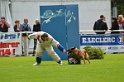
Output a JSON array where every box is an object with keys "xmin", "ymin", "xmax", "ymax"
[{"xmin": 67, "ymin": 47, "xmax": 90, "ymax": 64}]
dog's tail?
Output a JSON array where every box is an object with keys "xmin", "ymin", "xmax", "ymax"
[
  {"xmin": 83, "ymin": 50, "xmax": 87, "ymax": 57},
  {"xmin": 84, "ymin": 49, "xmax": 90, "ymax": 64}
]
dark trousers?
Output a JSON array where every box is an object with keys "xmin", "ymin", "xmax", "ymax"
[{"xmin": 33, "ymin": 39, "xmax": 37, "ymax": 55}]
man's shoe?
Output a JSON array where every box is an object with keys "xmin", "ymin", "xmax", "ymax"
[
  {"xmin": 33, "ymin": 63, "xmax": 39, "ymax": 66},
  {"xmin": 59, "ymin": 61, "xmax": 63, "ymax": 65}
]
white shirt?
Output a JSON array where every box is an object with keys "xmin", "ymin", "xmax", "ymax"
[{"xmin": 28, "ymin": 31, "xmax": 59, "ymax": 47}]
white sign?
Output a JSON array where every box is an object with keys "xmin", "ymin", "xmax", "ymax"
[{"xmin": 0, "ymin": 32, "xmax": 22, "ymax": 56}]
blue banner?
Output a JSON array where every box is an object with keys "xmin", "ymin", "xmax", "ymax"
[
  {"xmin": 80, "ymin": 34, "xmax": 124, "ymax": 45},
  {"xmin": 40, "ymin": 5, "xmax": 67, "ymax": 60},
  {"xmin": 66, "ymin": 4, "xmax": 80, "ymax": 49},
  {"xmin": 40, "ymin": 5, "xmax": 79, "ymax": 60}
]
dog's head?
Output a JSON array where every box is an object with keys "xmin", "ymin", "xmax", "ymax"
[{"xmin": 67, "ymin": 47, "xmax": 77, "ymax": 53}]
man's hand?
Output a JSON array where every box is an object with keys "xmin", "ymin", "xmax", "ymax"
[{"xmin": 63, "ymin": 49, "xmax": 66, "ymax": 53}]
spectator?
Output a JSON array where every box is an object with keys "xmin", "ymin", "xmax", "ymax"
[
  {"xmin": 14, "ymin": 20, "xmax": 23, "ymax": 32},
  {"xmin": 32, "ymin": 19, "xmax": 41, "ymax": 56},
  {"xmin": 109, "ymin": 17, "xmax": 119, "ymax": 34},
  {"xmin": 22, "ymin": 18, "xmax": 31, "ymax": 56},
  {"xmin": 0, "ymin": 17, "xmax": 10, "ymax": 32},
  {"xmin": 93, "ymin": 15, "xmax": 108, "ymax": 34},
  {"xmin": 117, "ymin": 14, "xmax": 124, "ymax": 33}
]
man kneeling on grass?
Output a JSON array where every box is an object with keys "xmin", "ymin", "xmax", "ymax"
[{"xmin": 28, "ymin": 31, "xmax": 66, "ymax": 66}]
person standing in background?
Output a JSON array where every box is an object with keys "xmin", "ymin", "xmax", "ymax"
[
  {"xmin": 22, "ymin": 18, "xmax": 31, "ymax": 56},
  {"xmin": 117, "ymin": 14, "xmax": 124, "ymax": 33},
  {"xmin": 109, "ymin": 17, "xmax": 119, "ymax": 34},
  {"xmin": 14, "ymin": 20, "xmax": 23, "ymax": 32},
  {"xmin": 0, "ymin": 17, "xmax": 10, "ymax": 32},
  {"xmin": 93, "ymin": 15, "xmax": 108, "ymax": 34},
  {"xmin": 32, "ymin": 19, "xmax": 41, "ymax": 56},
  {"xmin": 117, "ymin": 14, "xmax": 124, "ymax": 41}
]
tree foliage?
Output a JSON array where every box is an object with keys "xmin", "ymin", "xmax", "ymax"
[{"xmin": 111, "ymin": 0, "xmax": 124, "ymax": 15}]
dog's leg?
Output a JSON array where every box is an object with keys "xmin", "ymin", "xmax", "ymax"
[
  {"xmin": 83, "ymin": 59, "xmax": 86, "ymax": 64},
  {"xmin": 86, "ymin": 53, "xmax": 90, "ymax": 64},
  {"xmin": 81, "ymin": 55, "xmax": 86, "ymax": 64}
]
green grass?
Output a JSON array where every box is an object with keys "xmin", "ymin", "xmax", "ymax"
[{"xmin": 0, "ymin": 54, "xmax": 124, "ymax": 82}]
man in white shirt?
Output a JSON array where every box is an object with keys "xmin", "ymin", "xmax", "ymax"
[{"xmin": 28, "ymin": 31, "xmax": 66, "ymax": 66}]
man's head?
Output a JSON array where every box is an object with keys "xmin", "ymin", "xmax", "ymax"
[
  {"xmin": 24, "ymin": 18, "xmax": 28, "ymax": 24},
  {"xmin": 41, "ymin": 33, "xmax": 49, "ymax": 41},
  {"xmin": 100, "ymin": 15, "xmax": 106, "ymax": 21},
  {"xmin": 1, "ymin": 17, "xmax": 6, "ymax": 23}
]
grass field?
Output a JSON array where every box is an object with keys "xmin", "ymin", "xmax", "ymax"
[{"xmin": 0, "ymin": 54, "xmax": 124, "ymax": 82}]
